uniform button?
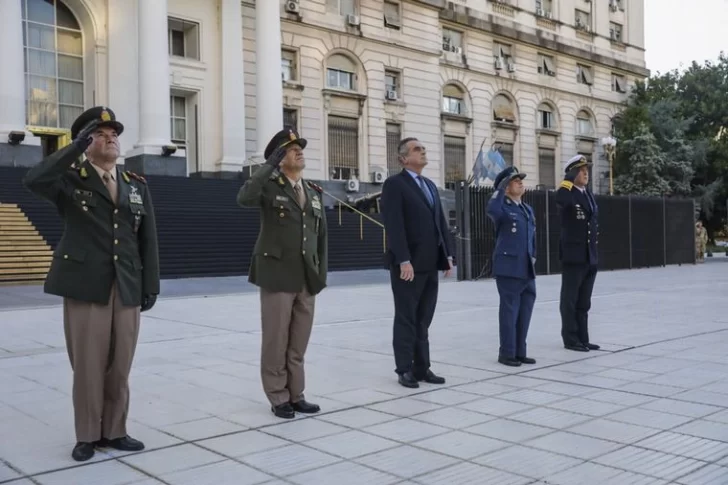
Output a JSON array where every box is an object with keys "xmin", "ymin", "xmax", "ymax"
[
  {"xmin": 279, "ymin": 213, "xmax": 284, "ymax": 218},
  {"xmin": 303, "ymin": 237, "xmax": 307, "ymax": 242},
  {"xmin": 302, "ymin": 250, "xmax": 306, "ymax": 255},
  {"xmin": 114, "ymin": 239, "xmax": 119, "ymax": 245},
  {"xmin": 114, "ymin": 255, "xmax": 118, "ymax": 261},
  {"xmin": 302, "ymin": 212, "xmax": 306, "ymax": 216},
  {"xmin": 81, "ymin": 200, "xmax": 86, "ymax": 205},
  {"xmin": 303, "ymin": 224, "xmax": 306, "ymax": 229},
  {"xmin": 114, "ymin": 223, "xmax": 118, "ymax": 228},
  {"xmin": 114, "ymin": 209, "xmax": 118, "ymax": 214},
  {"xmin": 82, "ymin": 206, "xmax": 88, "ymax": 212},
  {"xmin": 263, "ymin": 252, "xmax": 268, "ymax": 256},
  {"xmin": 64, "ymin": 254, "xmax": 68, "ymax": 259}
]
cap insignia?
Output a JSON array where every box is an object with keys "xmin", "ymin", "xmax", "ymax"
[
  {"xmin": 100, "ymin": 109, "xmax": 111, "ymax": 122},
  {"xmin": 289, "ymin": 130, "xmax": 297, "ymax": 141}
]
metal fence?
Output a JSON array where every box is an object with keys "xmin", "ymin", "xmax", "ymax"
[{"xmin": 453, "ymin": 183, "xmax": 696, "ymax": 281}]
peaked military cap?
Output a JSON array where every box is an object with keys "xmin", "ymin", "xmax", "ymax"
[
  {"xmin": 71, "ymin": 106, "xmax": 124, "ymax": 140},
  {"xmin": 493, "ymin": 166, "xmax": 527, "ymax": 189},
  {"xmin": 264, "ymin": 128, "xmax": 308, "ymax": 159},
  {"xmin": 564, "ymin": 154, "xmax": 592, "ymax": 173}
]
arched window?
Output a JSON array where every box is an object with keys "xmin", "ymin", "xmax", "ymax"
[
  {"xmin": 326, "ymin": 54, "xmax": 356, "ymax": 90},
  {"xmin": 538, "ymin": 102, "xmax": 556, "ymax": 130},
  {"xmin": 493, "ymin": 94, "xmax": 516, "ymax": 123},
  {"xmin": 22, "ymin": 0, "xmax": 84, "ymax": 129},
  {"xmin": 442, "ymin": 84, "xmax": 464, "ymax": 115},
  {"xmin": 576, "ymin": 109, "xmax": 594, "ymax": 136}
]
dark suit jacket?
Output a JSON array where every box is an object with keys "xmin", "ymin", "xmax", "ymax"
[
  {"xmin": 555, "ymin": 181, "xmax": 599, "ymax": 266},
  {"xmin": 22, "ymin": 144, "xmax": 160, "ymax": 306},
  {"xmin": 236, "ymin": 164, "xmax": 328, "ymax": 296},
  {"xmin": 380, "ymin": 169, "xmax": 452, "ymax": 273}
]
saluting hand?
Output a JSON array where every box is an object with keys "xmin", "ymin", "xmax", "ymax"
[
  {"xmin": 265, "ymin": 145, "xmax": 287, "ymax": 168},
  {"xmin": 400, "ymin": 262, "xmax": 414, "ymax": 282},
  {"xmin": 73, "ymin": 120, "xmax": 100, "ymax": 152}
]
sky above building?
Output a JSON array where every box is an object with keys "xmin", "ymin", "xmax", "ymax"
[{"xmin": 644, "ymin": 0, "xmax": 727, "ymax": 75}]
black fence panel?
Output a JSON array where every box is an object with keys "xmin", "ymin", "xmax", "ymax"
[
  {"xmin": 666, "ymin": 198, "xmax": 696, "ymax": 265},
  {"xmin": 595, "ymin": 195, "xmax": 631, "ymax": 271},
  {"xmin": 455, "ymin": 182, "xmax": 695, "ymax": 281},
  {"xmin": 631, "ymin": 196, "xmax": 666, "ymax": 269}
]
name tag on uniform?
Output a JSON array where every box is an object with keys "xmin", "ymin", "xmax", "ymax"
[
  {"xmin": 276, "ymin": 195, "xmax": 289, "ymax": 202},
  {"xmin": 129, "ymin": 186, "xmax": 143, "ymax": 205}
]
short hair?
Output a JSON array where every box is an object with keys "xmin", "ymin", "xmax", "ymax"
[{"xmin": 397, "ymin": 137, "xmax": 419, "ymax": 161}]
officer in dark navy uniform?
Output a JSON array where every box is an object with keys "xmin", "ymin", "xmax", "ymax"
[
  {"xmin": 555, "ymin": 155, "xmax": 600, "ymax": 352},
  {"xmin": 487, "ymin": 166, "xmax": 537, "ymax": 367}
]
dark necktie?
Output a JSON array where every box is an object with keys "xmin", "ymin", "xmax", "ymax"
[{"xmin": 417, "ymin": 176, "xmax": 433, "ymax": 207}]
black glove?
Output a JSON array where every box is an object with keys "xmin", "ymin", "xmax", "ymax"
[
  {"xmin": 72, "ymin": 120, "xmax": 100, "ymax": 152},
  {"xmin": 564, "ymin": 168, "xmax": 579, "ymax": 183},
  {"xmin": 265, "ymin": 145, "xmax": 287, "ymax": 168},
  {"xmin": 140, "ymin": 294, "xmax": 157, "ymax": 312}
]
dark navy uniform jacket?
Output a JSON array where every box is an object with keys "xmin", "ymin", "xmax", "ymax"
[
  {"xmin": 555, "ymin": 180, "xmax": 599, "ymax": 266},
  {"xmin": 486, "ymin": 189, "xmax": 537, "ymax": 280}
]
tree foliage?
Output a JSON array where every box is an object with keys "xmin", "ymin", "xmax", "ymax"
[{"xmin": 612, "ymin": 52, "xmax": 728, "ymax": 239}]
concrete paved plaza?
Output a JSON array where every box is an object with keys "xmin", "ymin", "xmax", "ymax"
[{"xmin": 1, "ymin": 261, "xmax": 727, "ymax": 484}]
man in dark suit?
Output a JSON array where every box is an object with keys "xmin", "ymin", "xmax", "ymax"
[
  {"xmin": 555, "ymin": 155, "xmax": 600, "ymax": 352},
  {"xmin": 23, "ymin": 106, "xmax": 159, "ymax": 462},
  {"xmin": 486, "ymin": 166, "xmax": 537, "ymax": 367},
  {"xmin": 380, "ymin": 137, "xmax": 453, "ymax": 389}
]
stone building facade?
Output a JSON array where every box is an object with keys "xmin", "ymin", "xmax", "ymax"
[{"xmin": 0, "ymin": 0, "xmax": 648, "ymax": 195}]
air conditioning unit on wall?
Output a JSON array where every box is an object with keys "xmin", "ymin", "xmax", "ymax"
[
  {"xmin": 284, "ymin": 0, "xmax": 300, "ymax": 14},
  {"xmin": 346, "ymin": 178, "xmax": 360, "ymax": 192}
]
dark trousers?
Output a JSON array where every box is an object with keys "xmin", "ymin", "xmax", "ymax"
[
  {"xmin": 560, "ymin": 263, "xmax": 598, "ymax": 346},
  {"xmin": 496, "ymin": 276, "xmax": 536, "ymax": 358},
  {"xmin": 390, "ymin": 268, "xmax": 439, "ymax": 376}
]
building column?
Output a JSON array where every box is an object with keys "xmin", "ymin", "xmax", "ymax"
[
  {"xmin": 216, "ymin": 0, "xmax": 246, "ymax": 172},
  {"xmin": 255, "ymin": 0, "xmax": 283, "ymax": 159},
  {"xmin": 0, "ymin": 0, "xmax": 38, "ymax": 165},
  {"xmin": 125, "ymin": 0, "xmax": 185, "ymax": 175}
]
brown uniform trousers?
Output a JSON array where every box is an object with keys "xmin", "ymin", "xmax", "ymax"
[
  {"xmin": 63, "ymin": 280, "xmax": 141, "ymax": 443},
  {"xmin": 260, "ymin": 288, "xmax": 315, "ymax": 406}
]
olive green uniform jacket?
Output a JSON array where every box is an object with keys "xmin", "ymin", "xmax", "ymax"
[
  {"xmin": 22, "ymin": 143, "xmax": 160, "ymax": 307},
  {"xmin": 236, "ymin": 164, "xmax": 328, "ymax": 296}
]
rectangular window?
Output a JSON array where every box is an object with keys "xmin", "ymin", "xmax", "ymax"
[
  {"xmin": 574, "ymin": 9, "xmax": 590, "ymax": 30},
  {"xmin": 385, "ymin": 70, "xmax": 400, "ymax": 100},
  {"xmin": 612, "ymin": 73, "xmax": 627, "ymax": 93},
  {"xmin": 283, "ymin": 108, "xmax": 298, "ymax": 131},
  {"xmin": 498, "ymin": 143, "xmax": 514, "ymax": 167},
  {"xmin": 442, "ymin": 27, "xmax": 462, "ymax": 52},
  {"xmin": 538, "ymin": 148, "xmax": 556, "ymax": 189},
  {"xmin": 170, "ymin": 95, "xmax": 187, "ymax": 149},
  {"xmin": 609, "ymin": 22, "xmax": 623, "ymax": 42},
  {"xmin": 442, "ymin": 96, "xmax": 463, "ymax": 115},
  {"xmin": 326, "ymin": 68, "xmax": 354, "ymax": 90},
  {"xmin": 443, "ymin": 135, "xmax": 466, "ymax": 190},
  {"xmin": 536, "ymin": 0, "xmax": 553, "ymax": 14},
  {"xmin": 167, "ymin": 17, "xmax": 200, "ymax": 60},
  {"xmin": 328, "ymin": 115, "xmax": 359, "ymax": 180},
  {"xmin": 539, "ymin": 109, "xmax": 553, "ymax": 129},
  {"xmin": 281, "ymin": 49, "xmax": 297, "ymax": 82},
  {"xmin": 384, "ymin": 1, "xmax": 401, "ymax": 29},
  {"xmin": 493, "ymin": 42, "xmax": 512, "ymax": 61},
  {"xmin": 537, "ymin": 53, "xmax": 556, "ymax": 76},
  {"xmin": 386, "ymin": 123, "xmax": 401, "ymax": 175},
  {"xmin": 576, "ymin": 64, "xmax": 593, "ymax": 85},
  {"xmin": 340, "ymin": 0, "xmax": 356, "ymax": 15}
]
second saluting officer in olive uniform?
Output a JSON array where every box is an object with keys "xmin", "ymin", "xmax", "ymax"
[
  {"xmin": 237, "ymin": 128, "xmax": 328, "ymax": 419},
  {"xmin": 22, "ymin": 107, "xmax": 160, "ymax": 462},
  {"xmin": 487, "ymin": 167, "xmax": 538, "ymax": 367},
  {"xmin": 556, "ymin": 155, "xmax": 600, "ymax": 352}
]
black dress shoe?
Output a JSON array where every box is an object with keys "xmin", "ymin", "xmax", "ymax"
[
  {"xmin": 584, "ymin": 343, "xmax": 601, "ymax": 350},
  {"xmin": 272, "ymin": 403, "xmax": 295, "ymax": 419},
  {"xmin": 517, "ymin": 356, "xmax": 537, "ymax": 364},
  {"xmin": 498, "ymin": 356, "xmax": 522, "ymax": 367},
  {"xmin": 98, "ymin": 436, "xmax": 145, "ymax": 452},
  {"xmin": 417, "ymin": 370, "xmax": 446, "ymax": 384},
  {"xmin": 291, "ymin": 400, "xmax": 320, "ymax": 414},
  {"xmin": 398, "ymin": 371, "xmax": 419, "ymax": 388},
  {"xmin": 564, "ymin": 344, "xmax": 590, "ymax": 352},
  {"xmin": 72, "ymin": 442, "xmax": 95, "ymax": 461}
]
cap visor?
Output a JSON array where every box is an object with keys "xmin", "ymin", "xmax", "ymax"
[
  {"xmin": 510, "ymin": 173, "xmax": 527, "ymax": 181},
  {"xmin": 280, "ymin": 138, "xmax": 307, "ymax": 151},
  {"xmin": 98, "ymin": 121, "xmax": 124, "ymax": 135}
]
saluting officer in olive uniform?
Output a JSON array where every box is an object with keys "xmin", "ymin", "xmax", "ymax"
[
  {"xmin": 555, "ymin": 155, "xmax": 600, "ymax": 352},
  {"xmin": 23, "ymin": 107, "xmax": 160, "ymax": 462},
  {"xmin": 237, "ymin": 128, "xmax": 328, "ymax": 419},
  {"xmin": 487, "ymin": 166, "xmax": 538, "ymax": 367}
]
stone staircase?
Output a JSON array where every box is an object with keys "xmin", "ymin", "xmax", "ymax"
[{"xmin": 0, "ymin": 203, "xmax": 52, "ymax": 284}]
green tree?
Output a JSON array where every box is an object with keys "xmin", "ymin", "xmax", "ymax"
[{"xmin": 614, "ymin": 123, "xmax": 670, "ymax": 196}]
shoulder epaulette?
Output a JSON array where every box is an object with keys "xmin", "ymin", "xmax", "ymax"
[
  {"xmin": 307, "ymin": 181, "xmax": 323, "ymax": 194},
  {"xmin": 559, "ymin": 180, "xmax": 574, "ymax": 191},
  {"xmin": 124, "ymin": 171, "xmax": 146, "ymax": 184}
]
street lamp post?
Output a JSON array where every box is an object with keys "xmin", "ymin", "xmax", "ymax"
[{"xmin": 601, "ymin": 136, "xmax": 617, "ymax": 195}]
